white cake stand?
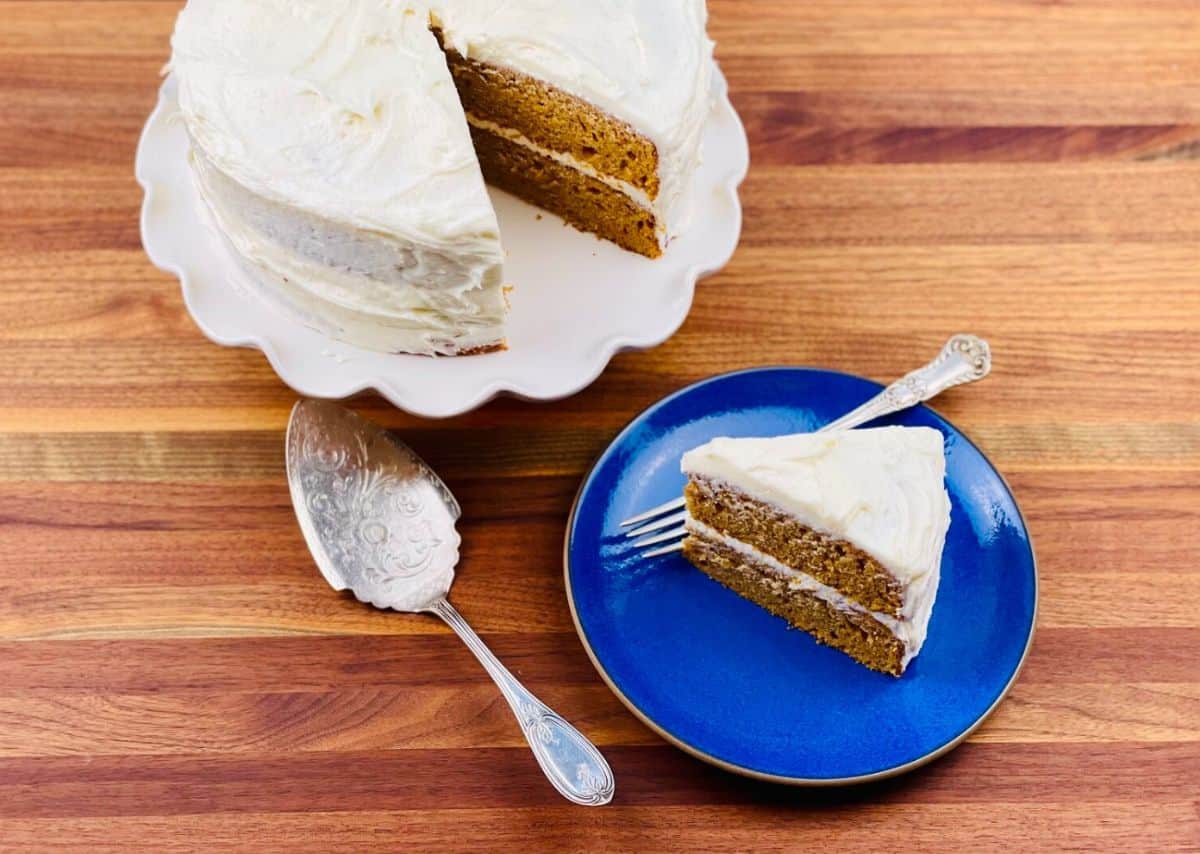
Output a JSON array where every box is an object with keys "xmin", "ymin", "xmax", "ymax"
[{"xmin": 136, "ymin": 67, "xmax": 749, "ymax": 418}]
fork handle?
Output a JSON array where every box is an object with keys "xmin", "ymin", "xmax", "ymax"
[
  {"xmin": 429, "ymin": 598, "xmax": 615, "ymax": 806},
  {"xmin": 819, "ymin": 334, "xmax": 992, "ymax": 433}
]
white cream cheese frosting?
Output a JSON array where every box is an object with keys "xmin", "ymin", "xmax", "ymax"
[
  {"xmin": 190, "ymin": 147, "xmax": 507, "ymax": 354},
  {"xmin": 170, "ymin": 0, "xmax": 506, "ymax": 355},
  {"xmin": 432, "ymin": 0, "xmax": 715, "ymax": 242}
]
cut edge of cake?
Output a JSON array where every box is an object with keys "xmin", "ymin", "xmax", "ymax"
[
  {"xmin": 433, "ymin": 25, "xmax": 667, "ymax": 258},
  {"xmin": 680, "ymin": 426, "xmax": 951, "ymax": 676},
  {"xmin": 428, "ymin": 2, "xmax": 714, "ymax": 263}
]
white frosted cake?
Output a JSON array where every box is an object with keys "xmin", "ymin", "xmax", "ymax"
[
  {"xmin": 680, "ymin": 427, "xmax": 952, "ymax": 675},
  {"xmin": 168, "ymin": 0, "xmax": 715, "ymax": 355}
]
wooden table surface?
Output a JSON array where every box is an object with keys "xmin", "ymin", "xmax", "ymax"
[{"xmin": 2, "ymin": 1, "xmax": 1199, "ymax": 850}]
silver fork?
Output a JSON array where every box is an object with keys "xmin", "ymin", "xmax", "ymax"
[{"xmin": 619, "ymin": 334, "xmax": 993, "ymax": 557}]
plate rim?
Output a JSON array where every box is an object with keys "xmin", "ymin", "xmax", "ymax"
[
  {"xmin": 135, "ymin": 65, "xmax": 749, "ymax": 419},
  {"xmin": 562, "ymin": 365, "xmax": 1039, "ymax": 786}
]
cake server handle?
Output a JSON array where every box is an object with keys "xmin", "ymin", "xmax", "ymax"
[
  {"xmin": 820, "ymin": 334, "xmax": 992, "ymax": 433},
  {"xmin": 428, "ymin": 598, "xmax": 615, "ymax": 806}
]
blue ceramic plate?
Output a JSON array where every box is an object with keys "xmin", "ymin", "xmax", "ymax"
[{"xmin": 564, "ymin": 368, "xmax": 1037, "ymax": 785}]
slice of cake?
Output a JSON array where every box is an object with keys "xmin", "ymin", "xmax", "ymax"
[
  {"xmin": 680, "ymin": 427, "xmax": 952, "ymax": 676},
  {"xmin": 169, "ymin": 0, "xmax": 715, "ymax": 355}
]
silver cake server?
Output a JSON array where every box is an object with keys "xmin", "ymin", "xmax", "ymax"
[{"xmin": 285, "ymin": 400, "xmax": 614, "ymax": 806}]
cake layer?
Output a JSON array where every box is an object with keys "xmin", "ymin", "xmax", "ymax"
[
  {"xmin": 440, "ymin": 36, "xmax": 659, "ymax": 199},
  {"xmin": 684, "ymin": 528, "xmax": 907, "ymax": 676},
  {"xmin": 685, "ymin": 477, "xmax": 903, "ymax": 617},
  {"xmin": 470, "ymin": 125, "xmax": 662, "ymax": 259}
]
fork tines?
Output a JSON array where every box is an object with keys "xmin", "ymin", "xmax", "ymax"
[
  {"xmin": 619, "ymin": 496, "xmax": 686, "ymax": 529},
  {"xmin": 622, "ymin": 500, "xmax": 689, "ymax": 558}
]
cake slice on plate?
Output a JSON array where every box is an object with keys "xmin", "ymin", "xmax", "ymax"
[{"xmin": 680, "ymin": 426, "xmax": 952, "ymax": 676}]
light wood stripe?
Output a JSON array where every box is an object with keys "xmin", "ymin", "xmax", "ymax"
[
  {"xmin": 0, "ymin": 424, "xmax": 1193, "ymax": 485},
  {"xmin": 2, "ymin": 804, "xmax": 1197, "ymax": 853}
]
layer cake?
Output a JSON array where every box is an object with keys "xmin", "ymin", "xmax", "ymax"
[{"xmin": 169, "ymin": 0, "xmax": 714, "ymax": 355}]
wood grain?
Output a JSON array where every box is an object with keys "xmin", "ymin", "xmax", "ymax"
[{"xmin": 1, "ymin": 0, "xmax": 1198, "ymax": 850}]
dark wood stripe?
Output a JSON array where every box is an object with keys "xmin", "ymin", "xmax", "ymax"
[
  {"xmin": 1020, "ymin": 629, "xmax": 1200, "ymax": 684},
  {"xmin": 0, "ymin": 634, "xmax": 602, "ymax": 692},
  {"xmin": 0, "ymin": 656, "xmax": 1191, "ymax": 756},
  {"xmin": 10, "ymin": 57, "xmax": 1200, "ymax": 170},
  {"xmin": 740, "ymin": 119, "xmax": 1200, "ymax": 166},
  {"xmin": 0, "ymin": 744, "xmax": 1194, "ymax": 817},
  {"xmin": 0, "ymin": 628, "xmax": 1192, "ymax": 695}
]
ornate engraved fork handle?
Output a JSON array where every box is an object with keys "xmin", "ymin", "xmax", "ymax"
[
  {"xmin": 429, "ymin": 598, "xmax": 615, "ymax": 806},
  {"xmin": 820, "ymin": 334, "xmax": 992, "ymax": 433}
]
